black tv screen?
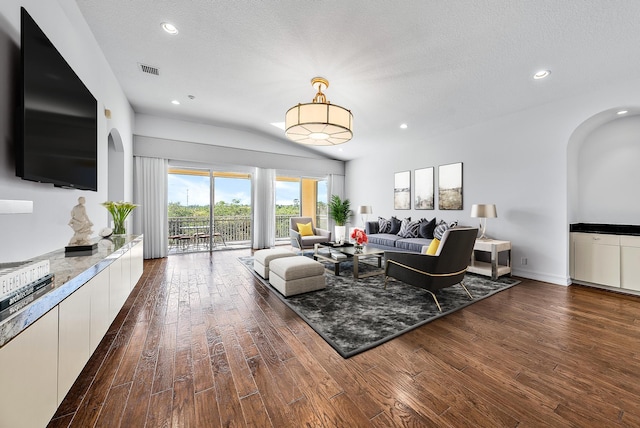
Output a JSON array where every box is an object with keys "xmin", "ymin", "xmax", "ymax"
[{"xmin": 17, "ymin": 7, "xmax": 97, "ymax": 191}]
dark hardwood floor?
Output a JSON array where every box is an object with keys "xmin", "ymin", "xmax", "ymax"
[{"xmin": 48, "ymin": 248, "xmax": 640, "ymax": 427}]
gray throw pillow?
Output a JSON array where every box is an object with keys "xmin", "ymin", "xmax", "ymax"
[
  {"xmin": 389, "ymin": 216, "xmax": 402, "ymax": 234},
  {"xmin": 397, "ymin": 217, "xmax": 413, "ymax": 237},
  {"xmin": 419, "ymin": 218, "xmax": 437, "ymax": 239},
  {"xmin": 433, "ymin": 221, "xmax": 449, "ymax": 240},
  {"xmin": 378, "ymin": 217, "xmax": 391, "ymax": 233},
  {"xmin": 399, "ymin": 219, "xmax": 421, "ymax": 238}
]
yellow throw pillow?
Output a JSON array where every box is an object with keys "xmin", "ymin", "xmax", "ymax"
[
  {"xmin": 426, "ymin": 238, "xmax": 440, "ymax": 255},
  {"xmin": 298, "ymin": 222, "xmax": 314, "ymax": 236}
]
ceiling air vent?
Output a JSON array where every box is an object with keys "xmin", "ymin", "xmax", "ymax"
[{"xmin": 138, "ymin": 63, "xmax": 159, "ymax": 76}]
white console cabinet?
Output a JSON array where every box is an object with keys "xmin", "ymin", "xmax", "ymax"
[
  {"xmin": 0, "ymin": 235, "xmax": 143, "ymax": 428},
  {"xmin": 0, "ymin": 308, "xmax": 58, "ymax": 428}
]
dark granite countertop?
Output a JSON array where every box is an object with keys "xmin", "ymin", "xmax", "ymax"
[
  {"xmin": 570, "ymin": 223, "xmax": 640, "ymax": 236},
  {"xmin": 0, "ymin": 235, "xmax": 142, "ymax": 348}
]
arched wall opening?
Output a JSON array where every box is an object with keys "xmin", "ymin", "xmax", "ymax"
[
  {"xmin": 107, "ymin": 128, "xmax": 125, "ymax": 203},
  {"xmin": 567, "ymin": 108, "xmax": 640, "ymax": 226}
]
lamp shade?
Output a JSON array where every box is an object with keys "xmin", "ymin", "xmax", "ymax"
[
  {"xmin": 470, "ymin": 204, "xmax": 497, "ymax": 218},
  {"xmin": 357, "ymin": 205, "xmax": 372, "ymax": 214}
]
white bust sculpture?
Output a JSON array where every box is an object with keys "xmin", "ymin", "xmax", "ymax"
[{"xmin": 68, "ymin": 196, "xmax": 94, "ymax": 246}]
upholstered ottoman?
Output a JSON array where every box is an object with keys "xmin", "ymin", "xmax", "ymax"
[
  {"xmin": 268, "ymin": 256, "xmax": 326, "ymax": 297},
  {"xmin": 254, "ymin": 248, "xmax": 297, "ymax": 279}
]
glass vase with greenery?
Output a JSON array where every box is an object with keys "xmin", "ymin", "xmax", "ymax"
[{"xmin": 102, "ymin": 201, "xmax": 139, "ymax": 235}]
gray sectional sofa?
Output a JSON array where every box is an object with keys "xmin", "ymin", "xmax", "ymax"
[{"xmin": 364, "ymin": 220, "xmax": 434, "ymax": 253}]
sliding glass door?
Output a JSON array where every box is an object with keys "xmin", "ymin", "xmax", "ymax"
[
  {"xmin": 213, "ymin": 173, "xmax": 251, "ymax": 247},
  {"xmin": 167, "ymin": 168, "xmax": 251, "ymax": 253},
  {"xmin": 167, "ymin": 168, "xmax": 210, "ymax": 253}
]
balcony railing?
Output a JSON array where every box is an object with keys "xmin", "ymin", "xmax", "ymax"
[{"xmin": 169, "ymin": 214, "xmax": 324, "ymax": 249}]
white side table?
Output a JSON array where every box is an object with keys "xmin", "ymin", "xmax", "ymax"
[{"xmin": 468, "ymin": 239, "xmax": 512, "ymax": 280}]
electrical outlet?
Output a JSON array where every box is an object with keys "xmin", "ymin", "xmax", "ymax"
[{"xmin": 521, "ymin": 257, "xmax": 528, "ymax": 265}]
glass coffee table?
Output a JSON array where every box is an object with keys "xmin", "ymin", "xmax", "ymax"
[{"xmin": 313, "ymin": 242, "xmax": 385, "ymax": 279}]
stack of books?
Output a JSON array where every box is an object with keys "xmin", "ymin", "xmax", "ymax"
[
  {"xmin": 331, "ymin": 252, "xmax": 347, "ymax": 260},
  {"xmin": 0, "ymin": 260, "xmax": 54, "ymax": 312}
]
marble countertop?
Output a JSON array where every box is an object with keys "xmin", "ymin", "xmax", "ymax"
[
  {"xmin": 570, "ymin": 223, "xmax": 640, "ymax": 236},
  {"xmin": 0, "ymin": 235, "xmax": 143, "ymax": 348}
]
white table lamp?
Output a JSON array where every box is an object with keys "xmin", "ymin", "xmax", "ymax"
[
  {"xmin": 357, "ymin": 205, "xmax": 372, "ymax": 228},
  {"xmin": 470, "ymin": 204, "xmax": 497, "ymax": 240}
]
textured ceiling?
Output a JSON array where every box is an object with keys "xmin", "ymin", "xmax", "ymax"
[{"xmin": 75, "ymin": 0, "xmax": 640, "ymax": 161}]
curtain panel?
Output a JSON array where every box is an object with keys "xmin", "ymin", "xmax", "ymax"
[
  {"xmin": 252, "ymin": 168, "xmax": 276, "ymax": 249},
  {"xmin": 133, "ymin": 156, "xmax": 169, "ymax": 259}
]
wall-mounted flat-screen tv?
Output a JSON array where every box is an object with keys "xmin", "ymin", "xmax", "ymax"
[{"xmin": 17, "ymin": 7, "xmax": 98, "ymax": 191}]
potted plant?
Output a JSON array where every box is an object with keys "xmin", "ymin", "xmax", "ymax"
[
  {"xmin": 328, "ymin": 195, "xmax": 351, "ymax": 244},
  {"xmin": 101, "ymin": 201, "xmax": 139, "ymax": 235}
]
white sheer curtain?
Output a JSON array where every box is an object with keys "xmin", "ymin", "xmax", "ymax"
[
  {"xmin": 133, "ymin": 156, "xmax": 168, "ymax": 259},
  {"xmin": 252, "ymin": 168, "xmax": 276, "ymax": 249}
]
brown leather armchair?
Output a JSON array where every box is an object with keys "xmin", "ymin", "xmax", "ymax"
[{"xmin": 384, "ymin": 227, "xmax": 478, "ymax": 311}]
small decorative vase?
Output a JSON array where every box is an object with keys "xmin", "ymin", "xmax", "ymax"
[
  {"xmin": 335, "ymin": 225, "xmax": 346, "ymax": 244},
  {"xmin": 113, "ymin": 220, "xmax": 126, "ymax": 235},
  {"xmin": 355, "ymin": 244, "xmax": 363, "ymax": 253}
]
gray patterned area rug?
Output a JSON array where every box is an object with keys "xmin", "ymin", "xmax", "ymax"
[{"xmin": 238, "ymin": 255, "xmax": 520, "ymax": 358}]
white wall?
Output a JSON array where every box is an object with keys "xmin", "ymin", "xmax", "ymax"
[
  {"xmin": 0, "ymin": 0, "xmax": 134, "ymax": 262},
  {"xmin": 346, "ymin": 76, "xmax": 640, "ymax": 285},
  {"xmin": 575, "ymin": 115, "xmax": 640, "ymax": 224},
  {"xmin": 134, "ymin": 114, "xmax": 345, "ymax": 176}
]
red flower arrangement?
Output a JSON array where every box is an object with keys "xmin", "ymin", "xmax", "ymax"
[{"xmin": 350, "ymin": 228, "xmax": 368, "ymax": 245}]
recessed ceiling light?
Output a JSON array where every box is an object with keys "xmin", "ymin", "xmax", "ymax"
[
  {"xmin": 270, "ymin": 122, "xmax": 285, "ymax": 130},
  {"xmin": 617, "ymin": 110, "xmax": 628, "ymax": 115},
  {"xmin": 533, "ymin": 70, "xmax": 551, "ymax": 80},
  {"xmin": 400, "ymin": 123, "xmax": 408, "ymax": 129},
  {"xmin": 161, "ymin": 22, "xmax": 178, "ymax": 35},
  {"xmin": 171, "ymin": 100, "xmax": 180, "ymax": 105}
]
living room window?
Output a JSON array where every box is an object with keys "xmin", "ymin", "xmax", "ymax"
[{"xmin": 275, "ymin": 176, "xmax": 328, "ymax": 242}]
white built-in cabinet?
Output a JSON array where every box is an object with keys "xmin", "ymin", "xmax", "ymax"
[
  {"xmin": 90, "ymin": 268, "xmax": 111, "ymax": 352},
  {"xmin": 621, "ymin": 236, "xmax": 640, "ymax": 292},
  {"xmin": 131, "ymin": 240, "xmax": 144, "ymax": 290},
  {"xmin": 571, "ymin": 232, "xmax": 640, "ymax": 292},
  {"xmin": 109, "ymin": 255, "xmax": 127, "ymax": 321},
  {"xmin": 0, "ymin": 238, "xmax": 143, "ymax": 428},
  {"xmin": 58, "ymin": 281, "xmax": 92, "ymax": 404},
  {"xmin": 0, "ymin": 308, "xmax": 59, "ymax": 428}
]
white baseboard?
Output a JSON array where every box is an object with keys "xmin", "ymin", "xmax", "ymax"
[
  {"xmin": 571, "ymin": 279, "xmax": 640, "ymax": 297},
  {"xmin": 511, "ymin": 268, "xmax": 570, "ymax": 286}
]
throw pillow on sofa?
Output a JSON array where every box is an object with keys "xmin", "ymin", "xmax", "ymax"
[
  {"xmin": 433, "ymin": 221, "xmax": 449, "ymax": 240},
  {"xmin": 378, "ymin": 217, "xmax": 391, "ymax": 233},
  {"xmin": 419, "ymin": 218, "xmax": 436, "ymax": 239},
  {"xmin": 399, "ymin": 219, "xmax": 421, "ymax": 238},
  {"xmin": 397, "ymin": 217, "xmax": 412, "ymax": 237},
  {"xmin": 389, "ymin": 216, "xmax": 402, "ymax": 234}
]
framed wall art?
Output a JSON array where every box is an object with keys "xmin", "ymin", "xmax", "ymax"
[
  {"xmin": 414, "ymin": 167, "xmax": 434, "ymax": 210},
  {"xmin": 394, "ymin": 170, "xmax": 411, "ymax": 210},
  {"xmin": 438, "ymin": 162, "xmax": 463, "ymax": 210}
]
